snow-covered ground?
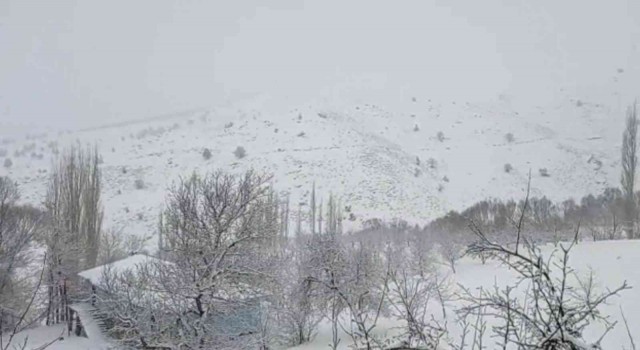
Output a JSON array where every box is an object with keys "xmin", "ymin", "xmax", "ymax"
[
  {"xmin": 0, "ymin": 89, "xmax": 636, "ymax": 250},
  {"xmin": 292, "ymin": 239, "xmax": 640, "ymax": 349},
  {"xmin": 4, "ymin": 323, "xmax": 109, "ymax": 350}
]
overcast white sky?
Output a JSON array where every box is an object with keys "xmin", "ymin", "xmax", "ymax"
[{"xmin": 1, "ymin": 0, "xmax": 639, "ymax": 131}]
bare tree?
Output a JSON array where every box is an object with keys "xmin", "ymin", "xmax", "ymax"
[
  {"xmin": 271, "ymin": 237, "xmax": 322, "ymax": 347},
  {"xmin": 464, "ymin": 219, "xmax": 629, "ymax": 348},
  {"xmin": 310, "ymin": 182, "xmax": 316, "ymax": 235},
  {"xmin": 621, "ymin": 102, "xmax": 638, "ymax": 238},
  {"xmin": 385, "ymin": 248, "xmax": 447, "ymax": 350},
  {"xmin": 0, "ymin": 177, "xmax": 50, "ymax": 350},
  {"xmin": 308, "ymin": 236, "xmax": 389, "ymax": 350},
  {"xmin": 43, "ymin": 145, "xmax": 103, "ymax": 325},
  {"xmin": 100, "ymin": 170, "xmax": 281, "ymax": 349}
]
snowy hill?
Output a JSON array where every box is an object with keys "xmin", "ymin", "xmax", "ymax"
[
  {"xmin": 2, "ymin": 0, "xmax": 640, "ymax": 247},
  {"xmin": 0, "ymin": 84, "xmax": 634, "ymax": 246}
]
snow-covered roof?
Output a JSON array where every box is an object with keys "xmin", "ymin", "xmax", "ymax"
[{"xmin": 78, "ymin": 254, "xmax": 163, "ymax": 286}]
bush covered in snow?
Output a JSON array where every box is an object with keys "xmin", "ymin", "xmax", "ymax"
[
  {"xmin": 202, "ymin": 148, "xmax": 212, "ymax": 160},
  {"xmin": 233, "ymin": 146, "xmax": 246, "ymax": 159},
  {"xmin": 134, "ymin": 178, "xmax": 145, "ymax": 190},
  {"xmin": 505, "ymin": 132, "xmax": 515, "ymax": 143}
]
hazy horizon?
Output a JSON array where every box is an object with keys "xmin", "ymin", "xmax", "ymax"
[{"xmin": 2, "ymin": 0, "xmax": 639, "ymax": 132}]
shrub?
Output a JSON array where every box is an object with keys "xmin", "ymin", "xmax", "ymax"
[
  {"xmin": 505, "ymin": 132, "xmax": 515, "ymax": 143},
  {"xmin": 413, "ymin": 124, "xmax": 420, "ymax": 132},
  {"xmin": 202, "ymin": 148, "xmax": 212, "ymax": 160},
  {"xmin": 297, "ymin": 131, "xmax": 306, "ymax": 137},
  {"xmin": 224, "ymin": 122, "xmax": 234, "ymax": 129},
  {"xmin": 539, "ymin": 168, "xmax": 550, "ymax": 177},
  {"xmin": 504, "ymin": 163, "xmax": 513, "ymax": 173},
  {"xmin": 436, "ymin": 131, "xmax": 445, "ymax": 142},
  {"xmin": 3, "ymin": 158, "xmax": 12, "ymax": 168},
  {"xmin": 427, "ymin": 158, "xmax": 438, "ymax": 169},
  {"xmin": 233, "ymin": 146, "xmax": 246, "ymax": 159},
  {"xmin": 134, "ymin": 179, "xmax": 145, "ymax": 190}
]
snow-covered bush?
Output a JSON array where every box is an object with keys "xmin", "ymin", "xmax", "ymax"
[
  {"xmin": 202, "ymin": 148, "xmax": 212, "ymax": 160},
  {"xmin": 504, "ymin": 163, "xmax": 513, "ymax": 173},
  {"xmin": 539, "ymin": 167, "xmax": 550, "ymax": 177},
  {"xmin": 437, "ymin": 131, "xmax": 445, "ymax": 142},
  {"xmin": 505, "ymin": 132, "xmax": 515, "ymax": 143},
  {"xmin": 134, "ymin": 178, "xmax": 145, "ymax": 190},
  {"xmin": 234, "ymin": 146, "xmax": 246, "ymax": 159},
  {"xmin": 3, "ymin": 158, "xmax": 12, "ymax": 168}
]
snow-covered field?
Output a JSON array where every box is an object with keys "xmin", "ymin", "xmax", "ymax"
[
  {"xmin": 5, "ymin": 323, "xmax": 106, "ymax": 350},
  {"xmin": 293, "ymin": 239, "xmax": 640, "ymax": 349}
]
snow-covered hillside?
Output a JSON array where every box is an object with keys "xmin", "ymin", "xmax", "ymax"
[{"xmin": 0, "ymin": 83, "xmax": 635, "ymax": 246}]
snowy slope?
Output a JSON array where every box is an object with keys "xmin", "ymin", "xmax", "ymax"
[{"xmin": 0, "ymin": 85, "xmax": 636, "ymax": 246}]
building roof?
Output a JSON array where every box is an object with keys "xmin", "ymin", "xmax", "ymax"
[{"xmin": 78, "ymin": 254, "xmax": 164, "ymax": 286}]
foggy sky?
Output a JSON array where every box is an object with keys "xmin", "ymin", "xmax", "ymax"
[{"xmin": 1, "ymin": 0, "xmax": 639, "ymax": 131}]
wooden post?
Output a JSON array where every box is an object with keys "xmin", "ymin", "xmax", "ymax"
[
  {"xmin": 67, "ymin": 309, "xmax": 74, "ymax": 335},
  {"xmin": 75, "ymin": 311, "xmax": 83, "ymax": 337}
]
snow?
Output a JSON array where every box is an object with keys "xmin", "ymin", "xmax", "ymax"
[
  {"xmin": 78, "ymin": 254, "xmax": 161, "ymax": 286},
  {"xmin": 3, "ymin": 323, "xmax": 110, "ymax": 350},
  {"xmin": 290, "ymin": 239, "xmax": 640, "ymax": 349}
]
